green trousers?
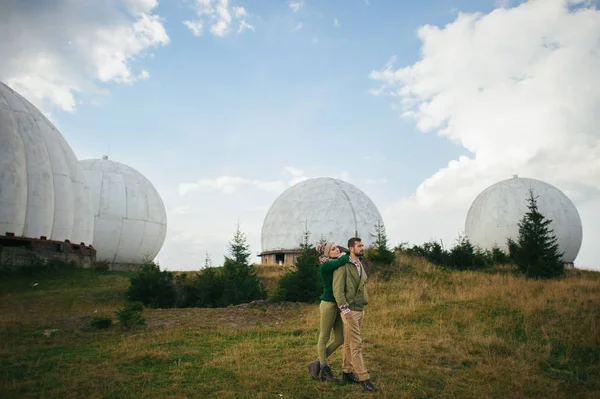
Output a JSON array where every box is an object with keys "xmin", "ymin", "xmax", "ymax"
[{"xmin": 317, "ymin": 300, "xmax": 344, "ymax": 365}]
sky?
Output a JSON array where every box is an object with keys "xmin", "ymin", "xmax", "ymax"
[{"xmin": 1, "ymin": 0, "xmax": 599, "ymax": 271}]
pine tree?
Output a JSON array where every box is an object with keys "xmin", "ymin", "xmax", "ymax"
[
  {"xmin": 367, "ymin": 219, "xmax": 395, "ymax": 265},
  {"xmin": 512, "ymin": 188, "xmax": 565, "ymax": 279},
  {"xmin": 204, "ymin": 251, "xmax": 212, "ymax": 269},
  {"xmin": 220, "ymin": 223, "xmax": 266, "ymax": 306},
  {"xmin": 274, "ymin": 229, "xmax": 321, "ymax": 303}
]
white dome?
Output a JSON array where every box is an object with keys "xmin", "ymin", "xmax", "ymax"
[
  {"xmin": 80, "ymin": 158, "xmax": 167, "ymax": 264},
  {"xmin": 0, "ymin": 82, "xmax": 94, "ymax": 244},
  {"xmin": 261, "ymin": 177, "xmax": 384, "ymax": 251},
  {"xmin": 465, "ymin": 176, "xmax": 583, "ymax": 263}
]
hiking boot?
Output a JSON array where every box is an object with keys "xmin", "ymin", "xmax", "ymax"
[
  {"xmin": 307, "ymin": 358, "xmax": 320, "ymax": 380},
  {"xmin": 360, "ymin": 379, "xmax": 380, "ymax": 392},
  {"xmin": 320, "ymin": 365, "xmax": 340, "ymax": 383},
  {"xmin": 342, "ymin": 372, "xmax": 360, "ymax": 384}
]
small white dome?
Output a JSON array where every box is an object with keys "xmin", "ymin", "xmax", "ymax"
[
  {"xmin": 261, "ymin": 177, "xmax": 384, "ymax": 251},
  {"xmin": 0, "ymin": 82, "xmax": 94, "ymax": 244},
  {"xmin": 80, "ymin": 158, "xmax": 167, "ymax": 264},
  {"xmin": 465, "ymin": 176, "xmax": 583, "ymax": 263}
]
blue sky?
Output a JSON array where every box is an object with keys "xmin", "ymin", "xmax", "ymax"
[{"xmin": 2, "ymin": 0, "xmax": 599, "ymax": 270}]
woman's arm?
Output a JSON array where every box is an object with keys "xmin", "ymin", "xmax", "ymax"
[{"xmin": 320, "ymin": 253, "xmax": 349, "ymax": 272}]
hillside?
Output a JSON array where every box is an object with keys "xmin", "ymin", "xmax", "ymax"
[{"xmin": 1, "ymin": 256, "xmax": 599, "ymax": 398}]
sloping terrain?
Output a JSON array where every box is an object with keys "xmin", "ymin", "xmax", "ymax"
[{"xmin": 1, "ymin": 256, "xmax": 599, "ymax": 398}]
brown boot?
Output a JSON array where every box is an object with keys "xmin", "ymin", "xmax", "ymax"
[
  {"xmin": 320, "ymin": 365, "xmax": 340, "ymax": 383},
  {"xmin": 307, "ymin": 358, "xmax": 320, "ymax": 380}
]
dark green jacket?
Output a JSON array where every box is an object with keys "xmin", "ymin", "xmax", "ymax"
[
  {"xmin": 332, "ymin": 258, "xmax": 369, "ymax": 311},
  {"xmin": 319, "ymin": 253, "xmax": 350, "ymax": 302}
]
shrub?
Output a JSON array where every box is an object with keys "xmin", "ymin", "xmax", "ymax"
[
  {"xmin": 126, "ymin": 262, "xmax": 176, "ymax": 308},
  {"xmin": 90, "ymin": 316, "xmax": 112, "ymax": 329},
  {"xmin": 274, "ymin": 230, "xmax": 321, "ymax": 303},
  {"xmin": 183, "ymin": 267, "xmax": 225, "ymax": 308},
  {"xmin": 115, "ymin": 301, "xmax": 145, "ymax": 329}
]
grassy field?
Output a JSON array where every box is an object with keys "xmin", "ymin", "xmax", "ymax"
[{"xmin": 1, "ymin": 255, "xmax": 599, "ymax": 398}]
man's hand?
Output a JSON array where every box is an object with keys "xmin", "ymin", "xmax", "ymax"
[{"xmin": 339, "ymin": 304, "xmax": 351, "ymax": 319}]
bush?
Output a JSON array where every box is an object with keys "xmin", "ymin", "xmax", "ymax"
[
  {"xmin": 127, "ymin": 262, "xmax": 176, "ymax": 308},
  {"xmin": 397, "ymin": 236, "xmax": 511, "ymax": 271},
  {"xmin": 115, "ymin": 301, "xmax": 145, "ymax": 329},
  {"xmin": 446, "ymin": 235, "xmax": 488, "ymax": 270},
  {"xmin": 90, "ymin": 315, "xmax": 112, "ymax": 329},
  {"xmin": 273, "ymin": 230, "xmax": 321, "ymax": 303},
  {"xmin": 182, "ymin": 267, "xmax": 225, "ymax": 308}
]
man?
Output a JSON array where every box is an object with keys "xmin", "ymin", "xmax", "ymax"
[{"xmin": 332, "ymin": 237, "xmax": 380, "ymax": 392}]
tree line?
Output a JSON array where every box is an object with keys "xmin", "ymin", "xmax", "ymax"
[{"xmin": 126, "ymin": 188, "xmax": 568, "ymax": 309}]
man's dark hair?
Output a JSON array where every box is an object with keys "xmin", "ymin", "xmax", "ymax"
[{"xmin": 347, "ymin": 237, "xmax": 362, "ymax": 249}]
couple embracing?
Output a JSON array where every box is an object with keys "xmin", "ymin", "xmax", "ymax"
[{"xmin": 306, "ymin": 237, "xmax": 380, "ymax": 393}]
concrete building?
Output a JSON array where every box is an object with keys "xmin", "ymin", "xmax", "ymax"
[
  {"xmin": 259, "ymin": 177, "xmax": 385, "ymax": 265},
  {"xmin": 80, "ymin": 157, "xmax": 167, "ymax": 269},
  {"xmin": 464, "ymin": 175, "xmax": 583, "ymax": 267}
]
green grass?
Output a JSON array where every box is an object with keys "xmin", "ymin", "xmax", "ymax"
[{"xmin": 1, "ymin": 257, "xmax": 599, "ymax": 398}]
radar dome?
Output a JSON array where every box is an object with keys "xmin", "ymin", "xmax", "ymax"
[
  {"xmin": 261, "ymin": 177, "xmax": 384, "ymax": 251},
  {"xmin": 0, "ymin": 82, "xmax": 94, "ymax": 244},
  {"xmin": 464, "ymin": 176, "xmax": 583, "ymax": 264},
  {"xmin": 80, "ymin": 158, "xmax": 167, "ymax": 265}
]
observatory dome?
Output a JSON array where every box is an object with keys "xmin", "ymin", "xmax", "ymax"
[
  {"xmin": 261, "ymin": 177, "xmax": 384, "ymax": 252},
  {"xmin": 465, "ymin": 176, "xmax": 583, "ymax": 264},
  {"xmin": 0, "ymin": 82, "xmax": 94, "ymax": 244},
  {"xmin": 80, "ymin": 158, "xmax": 167, "ymax": 264}
]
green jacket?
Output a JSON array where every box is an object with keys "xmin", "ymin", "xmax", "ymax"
[
  {"xmin": 332, "ymin": 258, "xmax": 369, "ymax": 311},
  {"xmin": 319, "ymin": 253, "xmax": 350, "ymax": 302}
]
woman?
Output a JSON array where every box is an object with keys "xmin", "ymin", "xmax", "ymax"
[{"xmin": 307, "ymin": 241, "xmax": 350, "ymax": 382}]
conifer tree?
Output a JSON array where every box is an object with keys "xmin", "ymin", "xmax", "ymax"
[
  {"xmin": 204, "ymin": 251, "xmax": 212, "ymax": 269},
  {"xmin": 220, "ymin": 224, "xmax": 266, "ymax": 305},
  {"xmin": 511, "ymin": 189, "xmax": 565, "ymax": 279},
  {"xmin": 274, "ymin": 229, "xmax": 321, "ymax": 303},
  {"xmin": 367, "ymin": 218, "xmax": 396, "ymax": 265}
]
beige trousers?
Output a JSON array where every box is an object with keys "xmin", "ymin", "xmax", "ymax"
[{"xmin": 341, "ymin": 310, "xmax": 370, "ymax": 381}]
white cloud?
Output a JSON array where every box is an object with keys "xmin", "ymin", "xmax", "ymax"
[
  {"xmin": 0, "ymin": 0, "xmax": 169, "ymax": 113},
  {"xmin": 293, "ymin": 22, "xmax": 304, "ymax": 32},
  {"xmin": 171, "ymin": 206, "xmax": 191, "ymax": 215},
  {"xmin": 184, "ymin": 0, "xmax": 256, "ymax": 38},
  {"xmin": 366, "ymin": 178, "xmax": 388, "ymax": 185},
  {"xmin": 334, "ymin": 18, "xmax": 341, "ymax": 27},
  {"xmin": 495, "ymin": 0, "xmax": 514, "ymax": 7},
  {"xmin": 183, "ymin": 20, "xmax": 203, "ymax": 36},
  {"xmin": 238, "ymin": 20, "xmax": 256, "ymax": 33},
  {"xmin": 178, "ymin": 167, "xmax": 319, "ymax": 196},
  {"xmin": 289, "ymin": 0, "xmax": 304, "ymax": 13},
  {"xmin": 370, "ymin": 0, "xmax": 600, "ymax": 269}
]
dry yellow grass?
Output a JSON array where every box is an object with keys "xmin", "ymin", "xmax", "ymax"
[
  {"xmin": 254, "ymin": 264, "xmax": 291, "ymax": 295},
  {"xmin": 1, "ymin": 256, "xmax": 599, "ymax": 398}
]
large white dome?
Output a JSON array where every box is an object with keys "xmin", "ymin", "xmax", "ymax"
[
  {"xmin": 465, "ymin": 176, "xmax": 583, "ymax": 263},
  {"xmin": 80, "ymin": 158, "xmax": 167, "ymax": 264},
  {"xmin": 261, "ymin": 177, "xmax": 384, "ymax": 251},
  {"xmin": 0, "ymin": 82, "xmax": 94, "ymax": 244}
]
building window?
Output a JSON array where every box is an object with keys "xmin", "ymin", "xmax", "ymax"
[{"xmin": 275, "ymin": 253, "xmax": 285, "ymax": 265}]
